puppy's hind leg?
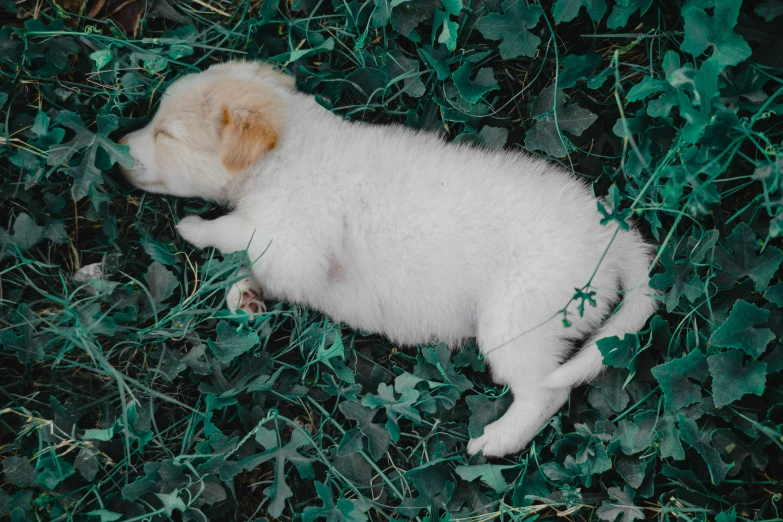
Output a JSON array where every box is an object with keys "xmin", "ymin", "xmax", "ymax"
[
  {"xmin": 467, "ymin": 301, "xmax": 570, "ymax": 458},
  {"xmin": 226, "ymin": 267, "xmax": 266, "ymax": 315}
]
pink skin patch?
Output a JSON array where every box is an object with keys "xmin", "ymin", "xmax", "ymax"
[{"xmin": 240, "ymin": 289, "xmax": 266, "ymax": 314}]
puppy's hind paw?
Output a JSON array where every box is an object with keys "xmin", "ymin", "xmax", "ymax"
[{"xmin": 226, "ymin": 276, "xmax": 266, "ymax": 316}]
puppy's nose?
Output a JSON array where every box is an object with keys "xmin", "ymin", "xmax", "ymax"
[{"xmin": 119, "ymin": 135, "xmax": 129, "ymax": 146}]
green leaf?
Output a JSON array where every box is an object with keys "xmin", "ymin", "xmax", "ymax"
[
  {"xmin": 74, "ymin": 448, "xmax": 100, "ymax": 482},
  {"xmin": 558, "ymin": 51, "xmax": 607, "ymax": 89},
  {"xmin": 598, "ymin": 334, "xmax": 640, "ymax": 370},
  {"xmin": 302, "ymin": 481, "xmax": 369, "ymax": 522},
  {"xmin": 36, "ymin": 452, "xmax": 75, "ymax": 489},
  {"xmin": 338, "ymin": 401, "xmax": 391, "ymax": 460},
  {"xmin": 466, "ymin": 394, "xmax": 512, "ymax": 438},
  {"xmin": 714, "ymin": 223, "xmax": 782, "ymax": 292},
  {"xmin": 451, "ymin": 62, "xmax": 499, "ymax": 104},
  {"xmin": 680, "ymin": 0, "xmax": 751, "ymax": 67},
  {"xmin": 678, "ymin": 416, "xmax": 730, "ymax": 484},
  {"xmin": 145, "ymin": 262, "xmax": 178, "ymax": 305},
  {"xmin": 154, "ymin": 491, "xmax": 188, "ymax": 516},
  {"xmin": 651, "ymin": 348, "xmax": 708, "ymax": 411},
  {"xmin": 707, "ymin": 349, "xmax": 767, "ymax": 408},
  {"xmin": 709, "ymin": 300, "xmax": 775, "ymax": 358},
  {"xmin": 240, "ymin": 429, "xmax": 314, "ymax": 518},
  {"xmin": 607, "ymin": 0, "xmax": 652, "ymax": 29},
  {"xmin": 436, "ymin": 17, "xmax": 458, "ymax": 51},
  {"xmin": 756, "ymin": 0, "xmax": 783, "ymax": 21},
  {"xmin": 596, "ymin": 485, "xmax": 644, "ymax": 522},
  {"xmin": 86, "ymin": 509, "xmax": 123, "ymax": 522},
  {"xmin": 440, "ymin": 0, "xmax": 461, "ymax": 16},
  {"xmin": 474, "ymin": 1, "xmax": 542, "ymax": 60},
  {"xmin": 209, "ymin": 321, "xmax": 260, "ymax": 364},
  {"xmin": 764, "ymin": 282, "xmax": 783, "ymax": 306},
  {"xmin": 649, "ymin": 241, "xmax": 707, "ymax": 312},
  {"xmin": 454, "ymin": 464, "xmax": 513, "ymax": 493},
  {"xmin": 525, "ymin": 86, "xmax": 597, "ymax": 157},
  {"xmin": 361, "ymin": 383, "xmax": 421, "ymax": 442},
  {"xmin": 89, "ymin": 47, "xmax": 112, "ymax": 70},
  {"xmin": 3, "ymin": 457, "xmax": 35, "ymax": 487},
  {"xmin": 552, "ymin": 0, "xmax": 607, "ymax": 23},
  {"xmin": 612, "ymin": 411, "xmax": 657, "ymax": 455}
]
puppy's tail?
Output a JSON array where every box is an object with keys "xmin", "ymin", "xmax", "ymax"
[{"xmin": 544, "ymin": 237, "xmax": 657, "ymax": 389}]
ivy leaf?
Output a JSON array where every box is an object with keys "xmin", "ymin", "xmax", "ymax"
[
  {"xmin": 451, "ymin": 62, "xmax": 499, "ymax": 104},
  {"xmin": 3, "ymin": 457, "xmax": 35, "ymax": 487},
  {"xmin": 338, "ymin": 401, "xmax": 391, "ymax": 460},
  {"xmin": 23, "ymin": 20, "xmax": 79, "ymax": 74},
  {"xmin": 440, "ymin": 0, "xmax": 462, "ymax": 16},
  {"xmin": 756, "ymin": 0, "xmax": 783, "ymax": 21},
  {"xmin": 596, "ymin": 485, "xmax": 644, "ymax": 522},
  {"xmin": 0, "ymin": 214, "xmax": 66, "ymax": 259},
  {"xmin": 598, "ymin": 184, "xmax": 632, "ymax": 230},
  {"xmin": 651, "ymin": 348, "xmax": 708, "ymax": 411},
  {"xmin": 208, "ymin": 321, "xmax": 260, "ymax": 364},
  {"xmin": 86, "ymin": 509, "xmax": 123, "ymax": 521},
  {"xmin": 240, "ymin": 428, "xmax": 314, "ymax": 518},
  {"xmin": 552, "ymin": 0, "xmax": 607, "ymax": 23},
  {"xmin": 707, "ymin": 349, "xmax": 766, "ymax": 408},
  {"xmin": 764, "ymin": 282, "xmax": 783, "ymax": 306},
  {"xmin": 474, "ymin": 1, "xmax": 542, "ymax": 60},
  {"xmin": 433, "ymin": 14, "xmax": 457, "ymax": 51},
  {"xmin": 145, "ymin": 262, "xmax": 178, "ymax": 306},
  {"xmin": 678, "ymin": 416, "xmax": 730, "ymax": 484},
  {"xmin": 396, "ymin": 466, "xmax": 455, "ymax": 518},
  {"xmin": 558, "ymin": 51, "xmax": 609, "ymax": 89},
  {"xmin": 714, "ymin": 223, "xmax": 782, "ymax": 292},
  {"xmin": 709, "ymin": 300, "xmax": 775, "ymax": 358},
  {"xmin": 649, "ymin": 242, "xmax": 704, "ymax": 313},
  {"xmin": 74, "ymin": 448, "xmax": 100, "ymax": 482},
  {"xmin": 37, "ymin": 453, "xmax": 75, "ymax": 489},
  {"xmin": 525, "ymin": 86, "xmax": 597, "ymax": 157},
  {"xmin": 454, "ymin": 464, "xmax": 513, "ymax": 493},
  {"xmin": 361, "ymin": 383, "xmax": 421, "ymax": 442},
  {"xmin": 466, "ymin": 394, "xmax": 512, "ymax": 438},
  {"xmin": 607, "ymin": 0, "xmax": 652, "ymax": 29},
  {"xmin": 597, "ymin": 334, "xmax": 640, "ymax": 370},
  {"xmin": 612, "ymin": 411, "xmax": 657, "ymax": 455},
  {"xmin": 48, "ymin": 112, "xmax": 134, "ymax": 200},
  {"xmin": 154, "ymin": 492, "xmax": 187, "ymax": 516},
  {"xmin": 302, "ymin": 481, "xmax": 369, "ymax": 522},
  {"xmin": 90, "ymin": 47, "xmax": 113, "ymax": 70},
  {"xmin": 680, "ymin": 0, "xmax": 751, "ymax": 67}
]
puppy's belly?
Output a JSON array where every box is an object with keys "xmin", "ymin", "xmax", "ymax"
[{"xmin": 314, "ymin": 277, "xmax": 476, "ymax": 347}]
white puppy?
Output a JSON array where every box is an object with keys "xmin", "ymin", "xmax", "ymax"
[{"xmin": 121, "ymin": 61, "xmax": 656, "ymax": 458}]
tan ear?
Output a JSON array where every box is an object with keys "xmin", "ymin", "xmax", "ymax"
[{"xmin": 219, "ymin": 106, "xmax": 280, "ymax": 172}]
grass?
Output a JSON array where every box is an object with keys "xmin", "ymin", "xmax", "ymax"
[{"xmin": 1, "ymin": 0, "xmax": 783, "ymax": 520}]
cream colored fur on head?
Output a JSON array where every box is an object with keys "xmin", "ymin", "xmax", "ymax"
[{"xmin": 122, "ymin": 60, "xmax": 657, "ymax": 458}]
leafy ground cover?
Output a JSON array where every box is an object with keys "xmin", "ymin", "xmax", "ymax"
[{"xmin": 1, "ymin": 0, "xmax": 783, "ymax": 520}]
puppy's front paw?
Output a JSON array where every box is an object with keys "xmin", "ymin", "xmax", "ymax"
[
  {"xmin": 176, "ymin": 216, "xmax": 208, "ymax": 249},
  {"xmin": 226, "ymin": 276, "xmax": 266, "ymax": 316},
  {"xmin": 466, "ymin": 420, "xmax": 530, "ymax": 458}
]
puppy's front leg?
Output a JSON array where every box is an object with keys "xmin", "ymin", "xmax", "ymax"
[{"xmin": 176, "ymin": 213, "xmax": 256, "ymax": 254}]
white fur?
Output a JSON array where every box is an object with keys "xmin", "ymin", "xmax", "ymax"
[{"xmin": 121, "ymin": 62, "xmax": 657, "ymax": 458}]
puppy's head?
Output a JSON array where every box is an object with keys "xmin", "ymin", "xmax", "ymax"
[{"xmin": 120, "ymin": 61, "xmax": 293, "ymax": 200}]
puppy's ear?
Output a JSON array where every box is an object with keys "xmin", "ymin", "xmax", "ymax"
[{"xmin": 219, "ymin": 104, "xmax": 280, "ymax": 172}]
